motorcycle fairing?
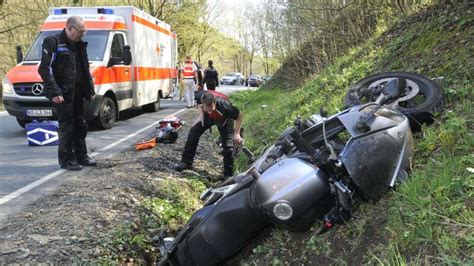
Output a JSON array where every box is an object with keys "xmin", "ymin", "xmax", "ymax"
[
  {"xmin": 299, "ymin": 104, "xmax": 413, "ymax": 200},
  {"xmin": 339, "ymin": 114, "xmax": 413, "ymax": 200}
]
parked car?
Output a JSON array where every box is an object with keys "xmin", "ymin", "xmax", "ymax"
[
  {"xmin": 246, "ymin": 75, "xmax": 264, "ymax": 87},
  {"xmin": 220, "ymin": 73, "xmax": 245, "ymax": 85}
]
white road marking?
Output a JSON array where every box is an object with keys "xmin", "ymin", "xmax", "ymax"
[
  {"xmin": 0, "ymin": 170, "xmax": 66, "ymax": 205},
  {"xmin": 0, "ymin": 108, "xmax": 186, "ymax": 206},
  {"xmin": 0, "ymin": 111, "xmax": 8, "ymax": 116}
]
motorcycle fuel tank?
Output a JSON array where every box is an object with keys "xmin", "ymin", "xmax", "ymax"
[{"xmin": 251, "ymin": 158, "xmax": 330, "ymax": 227}]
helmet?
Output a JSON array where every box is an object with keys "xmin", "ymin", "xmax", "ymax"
[
  {"xmin": 156, "ymin": 126, "xmax": 178, "ymax": 144},
  {"xmin": 158, "ymin": 115, "xmax": 183, "ymax": 129}
]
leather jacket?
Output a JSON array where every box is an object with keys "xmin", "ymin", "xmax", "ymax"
[{"xmin": 38, "ymin": 29, "xmax": 95, "ymax": 101}]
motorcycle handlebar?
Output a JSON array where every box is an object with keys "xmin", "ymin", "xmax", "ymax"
[{"xmin": 289, "ymin": 127, "xmax": 315, "ymax": 156}]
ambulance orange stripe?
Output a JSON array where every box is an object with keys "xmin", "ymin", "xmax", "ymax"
[
  {"xmin": 41, "ymin": 21, "xmax": 126, "ymax": 31},
  {"xmin": 134, "ymin": 67, "xmax": 174, "ymax": 81},
  {"xmin": 92, "ymin": 66, "xmax": 131, "ymax": 85},
  {"xmin": 93, "ymin": 66, "xmax": 175, "ymax": 84},
  {"xmin": 7, "ymin": 65, "xmax": 175, "ymax": 86},
  {"xmin": 132, "ymin": 15, "xmax": 171, "ymax": 36}
]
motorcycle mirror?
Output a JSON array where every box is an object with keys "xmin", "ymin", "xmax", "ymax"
[{"xmin": 382, "ymin": 78, "xmax": 406, "ymax": 100}]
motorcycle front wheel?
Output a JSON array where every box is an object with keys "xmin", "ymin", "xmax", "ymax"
[{"xmin": 344, "ymin": 72, "xmax": 444, "ymax": 131}]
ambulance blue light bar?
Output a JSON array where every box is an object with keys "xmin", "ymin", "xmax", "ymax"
[
  {"xmin": 97, "ymin": 8, "xmax": 114, "ymax": 14},
  {"xmin": 54, "ymin": 9, "xmax": 68, "ymax": 15}
]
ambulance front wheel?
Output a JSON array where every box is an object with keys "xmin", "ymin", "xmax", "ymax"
[{"xmin": 95, "ymin": 96, "xmax": 117, "ymax": 130}]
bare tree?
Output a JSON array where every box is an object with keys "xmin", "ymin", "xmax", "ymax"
[
  {"xmin": 249, "ymin": 0, "xmax": 429, "ymax": 88},
  {"xmin": 194, "ymin": 0, "xmax": 222, "ymax": 63}
]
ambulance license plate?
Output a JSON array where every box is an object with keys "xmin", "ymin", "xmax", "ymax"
[{"xmin": 26, "ymin": 109, "xmax": 53, "ymax": 117}]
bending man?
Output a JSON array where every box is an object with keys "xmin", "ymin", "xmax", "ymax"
[{"xmin": 174, "ymin": 92, "xmax": 243, "ymax": 178}]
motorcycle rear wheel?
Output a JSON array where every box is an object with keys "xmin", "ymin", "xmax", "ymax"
[{"xmin": 344, "ymin": 72, "xmax": 444, "ymax": 131}]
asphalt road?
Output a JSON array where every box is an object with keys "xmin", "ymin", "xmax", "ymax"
[{"xmin": 0, "ymin": 84, "xmax": 250, "ymax": 222}]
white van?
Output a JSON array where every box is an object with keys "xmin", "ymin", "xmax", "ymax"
[{"xmin": 2, "ymin": 6, "xmax": 178, "ymax": 129}]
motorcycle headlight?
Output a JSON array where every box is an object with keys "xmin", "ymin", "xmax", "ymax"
[
  {"xmin": 273, "ymin": 202, "xmax": 293, "ymax": 221},
  {"xmin": 2, "ymin": 77, "xmax": 14, "ymax": 95}
]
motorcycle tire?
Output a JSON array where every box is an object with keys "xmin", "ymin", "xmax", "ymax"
[{"xmin": 344, "ymin": 72, "xmax": 444, "ymax": 131}]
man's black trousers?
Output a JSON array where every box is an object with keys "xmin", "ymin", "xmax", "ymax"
[
  {"xmin": 206, "ymin": 80, "xmax": 217, "ymax": 91},
  {"xmin": 53, "ymin": 88, "xmax": 89, "ymax": 166},
  {"xmin": 181, "ymin": 116, "xmax": 235, "ymax": 177}
]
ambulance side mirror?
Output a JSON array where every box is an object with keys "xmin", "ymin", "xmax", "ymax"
[
  {"xmin": 107, "ymin": 45, "xmax": 132, "ymax": 68},
  {"xmin": 123, "ymin": 45, "xmax": 132, "ymax": 66},
  {"xmin": 16, "ymin": 45, "xmax": 23, "ymax": 64}
]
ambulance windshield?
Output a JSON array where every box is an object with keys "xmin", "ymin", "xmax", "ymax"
[{"xmin": 24, "ymin": 30, "xmax": 109, "ymax": 62}]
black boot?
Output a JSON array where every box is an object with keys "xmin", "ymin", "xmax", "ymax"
[
  {"xmin": 61, "ymin": 160, "xmax": 82, "ymax": 171},
  {"xmin": 75, "ymin": 138, "xmax": 96, "ymax": 166},
  {"xmin": 173, "ymin": 162, "xmax": 192, "ymax": 172},
  {"xmin": 77, "ymin": 155, "xmax": 97, "ymax": 166}
]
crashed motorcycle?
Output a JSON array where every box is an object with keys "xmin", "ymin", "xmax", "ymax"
[{"xmin": 158, "ymin": 73, "xmax": 443, "ymax": 265}]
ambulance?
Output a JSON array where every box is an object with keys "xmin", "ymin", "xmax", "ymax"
[{"xmin": 2, "ymin": 6, "xmax": 178, "ymax": 129}]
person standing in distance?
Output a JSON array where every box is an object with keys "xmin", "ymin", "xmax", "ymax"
[
  {"xmin": 195, "ymin": 62, "xmax": 204, "ymax": 91},
  {"xmin": 180, "ymin": 55, "xmax": 198, "ymax": 108},
  {"xmin": 38, "ymin": 16, "xmax": 97, "ymax": 171},
  {"xmin": 203, "ymin": 60, "xmax": 219, "ymax": 91}
]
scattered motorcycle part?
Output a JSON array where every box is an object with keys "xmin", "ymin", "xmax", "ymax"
[
  {"xmin": 158, "ymin": 115, "xmax": 183, "ymax": 130},
  {"xmin": 135, "ymin": 138, "xmax": 156, "ymax": 151},
  {"xmin": 156, "ymin": 126, "xmax": 178, "ymax": 144}
]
